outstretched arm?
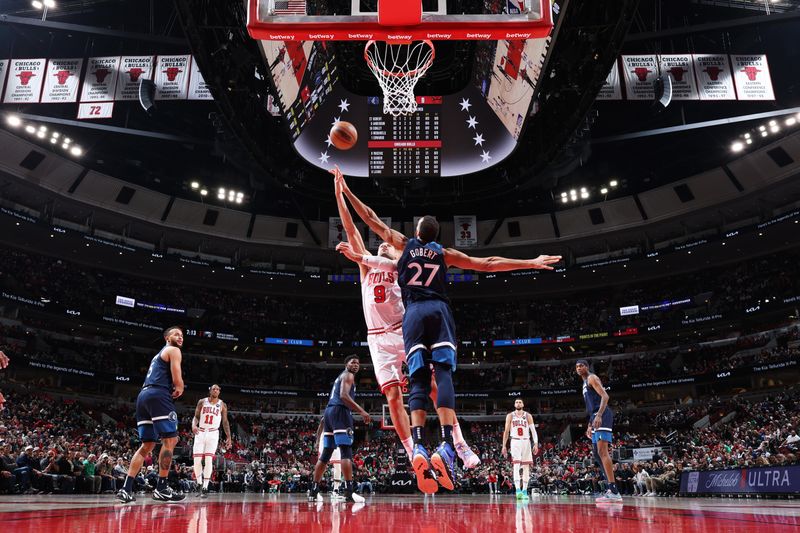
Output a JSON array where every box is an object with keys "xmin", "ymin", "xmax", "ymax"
[
  {"xmin": 338, "ymin": 173, "xmax": 407, "ymax": 252},
  {"xmin": 331, "ymin": 166, "xmax": 369, "ymax": 277},
  {"xmin": 336, "ymin": 242, "xmax": 397, "ymax": 272},
  {"xmin": 443, "ymin": 248, "xmax": 562, "ymax": 272}
]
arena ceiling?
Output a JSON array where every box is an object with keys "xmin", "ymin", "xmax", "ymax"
[{"xmin": 0, "ymin": 0, "xmax": 799, "ymax": 223}]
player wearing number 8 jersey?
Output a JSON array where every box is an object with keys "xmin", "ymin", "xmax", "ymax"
[
  {"xmin": 335, "ymin": 171, "xmax": 562, "ymax": 495},
  {"xmin": 501, "ymin": 399, "xmax": 538, "ymax": 500}
]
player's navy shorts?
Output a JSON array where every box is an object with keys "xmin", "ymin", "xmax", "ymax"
[
  {"xmin": 322, "ymin": 405, "xmax": 354, "ymax": 448},
  {"xmin": 590, "ymin": 409, "xmax": 613, "ymax": 444},
  {"xmin": 402, "ymin": 299, "xmax": 457, "ymax": 376},
  {"xmin": 135, "ymin": 386, "xmax": 178, "ymax": 442}
]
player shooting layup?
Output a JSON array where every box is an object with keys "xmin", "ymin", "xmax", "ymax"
[
  {"xmin": 331, "ymin": 167, "xmax": 481, "ymax": 481},
  {"xmin": 501, "ymin": 399, "xmax": 538, "ymax": 500},
  {"xmin": 191, "ymin": 384, "xmax": 232, "ymax": 498},
  {"xmin": 334, "ymin": 172, "xmax": 561, "ymax": 494}
]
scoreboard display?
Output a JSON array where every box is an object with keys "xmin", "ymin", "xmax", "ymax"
[{"xmin": 368, "ymin": 96, "xmax": 442, "ymax": 177}]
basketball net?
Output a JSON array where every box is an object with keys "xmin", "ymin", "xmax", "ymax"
[{"xmin": 364, "ymin": 40, "xmax": 435, "ymax": 117}]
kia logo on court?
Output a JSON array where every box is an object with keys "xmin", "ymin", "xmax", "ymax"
[
  {"xmin": 93, "ymin": 68, "xmax": 111, "ymax": 83},
  {"xmin": 741, "ymin": 66, "xmax": 761, "ymax": 81},
  {"xmin": 668, "ymin": 67, "xmax": 687, "ymax": 82},
  {"xmin": 704, "ymin": 66, "xmax": 723, "ymax": 81},
  {"xmin": 127, "ymin": 68, "xmax": 145, "ymax": 82},
  {"xmin": 54, "ymin": 70, "xmax": 72, "ymax": 84},
  {"xmin": 632, "ymin": 67, "xmax": 651, "ymax": 82},
  {"xmin": 391, "ymin": 479, "xmax": 412, "ymax": 486},
  {"xmin": 17, "ymin": 71, "xmax": 35, "ymax": 85}
]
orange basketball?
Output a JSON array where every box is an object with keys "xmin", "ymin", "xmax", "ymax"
[{"xmin": 330, "ymin": 121, "xmax": 358, "ymax": 150}]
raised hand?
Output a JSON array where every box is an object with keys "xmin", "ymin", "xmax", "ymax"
[{"xmin": 529, "ymin": 255, "xmax": 562, "ymax": 270}]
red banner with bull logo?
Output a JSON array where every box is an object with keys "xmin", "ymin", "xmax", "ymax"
[
  {"xmin": 3, "ymin": 58, "xmax": 46, "ymax": 103},
  {"xmin": 41, "ymin": 58, "xmax": 83, "ymax": 103},
  {"xmin": 658, "ymin": 54, "xmax": 699, "ymax": 100},
  {"xmin": 731, "ymin": 55, "xmax": 775, "ymax": 101},
  {"xmin": 80, "ymin": 56, "xmax": 121, "ymax": 102},
  {"xmin": 115, "ymin": 56, "xmax": 154, "ymax": 100},
  {"xmin": 693, "ymin": 54, "xmax": 737, "ymax": 101},
  {"xmin": 154, "ymin": 55, "xmax": 191, "ymax": 100}
]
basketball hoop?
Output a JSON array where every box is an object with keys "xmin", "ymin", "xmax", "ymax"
[{"xmin": 364, "ymin": 40, "xmax": 435, "ymax": 117}]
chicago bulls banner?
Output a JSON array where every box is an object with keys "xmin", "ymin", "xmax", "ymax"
[
  {"xmin": 329, "ymin": 217, "xmax": 345, "ymax": 248},
  {"xmin": 3, "ymin": 58, "xmax": 47, "ymax": 103},
  {"xmin": 621, "ymin": 55, "xmax": 658, "ymax": 100},
  {"xmin": 80, "ymin": 56, "xmax": 121, "ymax": 102},
  {"xmin": 595, "ymin": 60, "xmax": 622, "ymax": 100},
  {"xmin": 693, "ymin": 54, "xmax": 736, "ymax": 100},
  {"xmin": 368, "ymin": 218, "xmax": 392, "ymax": 249},
  {"xmin": 731, "ymin": 55, "xmax": 775, "ymax": 101},
  {"xmin": 658, "ymin": 55, "xmax": 699, "ymax": 100},
  {"xmin": 454, "ymin": 215, "xmax": 477, "ymax": 248},
  {"xmin": 41, "ymin": 58, "xmax": 83, "ymax": 103},
  {"xmin": 115, "ymin": 56, "xmax": 154, "ymax": 100},
  {"xmin": 154, "ymin": 55, "xmax": 191, "ymax": 100},
  {"xmin": 187, "ymin": 58, "xmax": 213, "ymax": 100}
]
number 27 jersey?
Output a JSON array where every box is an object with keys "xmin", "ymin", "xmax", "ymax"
[
  {"xmin": 397, "ymin": 237, "xmax": 448, "ymax": 306},
  {"xmin": 361, "ymin": 267, "xmax": 404, "ymax": 334}
]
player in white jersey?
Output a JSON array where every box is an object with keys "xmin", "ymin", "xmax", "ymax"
[
  {"xmin": 332, "ymin": 167, "xmax": 480, "ymax": 478},
  {"xmin": 501, "ymin": 399, "xmax": 538, "ymax": 500},
  {"xmin": 191, "ymin": 384, "xmax": 232, "ymax": 498}
]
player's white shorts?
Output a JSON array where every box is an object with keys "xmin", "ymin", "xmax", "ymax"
[
  {"xmin": 193, "ymin": 429, "xmax": 219, "ymax": 458},
  {"xmin": 510, "ymin": 439, "xmax": 533, "ymax": 465},
  {"xmin": 367, "ymin": 328, "xmax": 406, "ymax": 394},
  {"xmin": 318, "ymin": 437, "xmax": 342, "ymax": 464}
]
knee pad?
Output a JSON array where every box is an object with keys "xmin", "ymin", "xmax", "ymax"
[
  {"xmin": 319, "ymin": 447, "xmax": 334, "ymax": 463},
  {"xmin": 432, "ymin": 363, "xmax": 455, "ymax": 409},
  {"xmin": 408, "ymin": 367, "xmax": 432, "ymax": 412},
  {"xmin": 338, "ymin": 445, "xmax": 353, "ymax": 461}
]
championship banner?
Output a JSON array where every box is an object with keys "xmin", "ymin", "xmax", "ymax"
[
  {"xmin": 154, "ymin": 55, "xmax": 191, "ymax": 100},
  {"xmin": 681, "ymin": 465, "xmax": 800, "ymax": 495},
  {"xmin": 621, "ymin": 55, "xmax": 658, "ymax": 100},
  {"xmin": 0, "ymin": 60, "xmax": 9, "ymax": 101},
  {"xmin": 187, "ymin": 57, "xmax": 213, "ymax": 100},
  {"xmin": 41, "ymin": 58, "xmax": 83, "ymax": 103},
  {"xmin": 368, "ymin": 217, "xmax": 392, "ymax": 249},
  {"xmin": 329, "ymin": 217, "xmax": 345, "ymax": 248},
  {"xmin": 595, "ymin": 60, "xmax": 622, "ymax": 100},
  {"xmin": 731, "ymin": 55, "xmax": 775, "ymax": 101},
  {"xmin": 115, "ymin": 56, "xmax": 154, "ymax": 100},
  {"xmin": 693, "ymin": 54, "xmax": 736, "ymax": 100},
  {"xmin": 454, "ymin": 215, "xmax": 477, "ymax": 248},
  {"xmin": 80, "ymin": 56, "xmax": 121, "ymax": 102},
  {"xmin": 658, "ymin": 55, "xmax": 699, "ymax": 100},
  {"xmin": 3, "ymin": 59, "xmax": 47, "ymax": 103}
]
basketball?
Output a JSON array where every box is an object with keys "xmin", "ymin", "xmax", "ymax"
[{"xmin": 330, "ymin": 121, "xmax": 358, "ymax": 150}]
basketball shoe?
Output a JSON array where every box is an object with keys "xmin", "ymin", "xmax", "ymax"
[
  {"xmin": 153, "ymin": 486, "xmax": 186, "ymax": 502},
  {"xmin": 595, "ymin": 490, "xmax": 623, "ymax": 504},
  {"xmin": 115, "ymin": 488, "xmax": 136, "ymax": 504},
  {"xmin": 411, "ymin": 445, "xmax": 439, "ymax": 494},
  {"xmin": 431, "ymin": 442, "xmax": 456, "ymax": 491}
]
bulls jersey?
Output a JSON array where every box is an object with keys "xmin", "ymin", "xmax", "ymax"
[
  {"xmin": 361, "ymin": 266, "xmax": 404, "ymax": 334},
  {"xmin": 143, "ymin": 347, "xmax": 172, "ymax": 389},
  {"xmin": 511, "ymin": 411, "xmax": 531, "ymax": 439},
  {"xmin": 397, "ymin": 237, "xmax": 449, "ymax": 306},
  {"xmin": 327, "ymin": 370, "xmax": 356, "ymax": 410},
  {"xmin": 198, "ymin": 398, "xmax": 223, "ymax": 430}
]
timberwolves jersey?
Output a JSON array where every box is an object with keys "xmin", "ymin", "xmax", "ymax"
[
  {"xmin": 397, "ymin": 237, "xmax": 448, "ymax": 306},
  {"xmin": 327, "ymin": 371, "xmax": 356, "ymax": 410},
  {"xmin": 582, "ymin": 374, "xmax": 613, "ymax": 419},
  {"xmin": 143, "ymin": 347, "xmax": 173, "ymax": 389}
]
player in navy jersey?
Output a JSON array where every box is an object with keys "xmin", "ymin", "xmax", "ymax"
[
  {"xmin": 309, "ymin": 355, "xmax": 370, "ymax": 503},
  {"xmin": 336, "ymin": 174, "xmax": 561, "ymax": 493},
  {"xmin": 575, "ymin": 359, "xmax": 623, "ymax": 503},
  {"xmin": 116, "ymin": 326, "xmax": 186, "ymax": 503}
]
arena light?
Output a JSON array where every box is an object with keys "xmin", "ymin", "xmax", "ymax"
[
  {"xmin": 731, "ymin": 141, "xmax": 744, "ymax": 152},
  {"xmin": 44, "ymin": 0, "xmax": 55, "ymax": 6},
  {"xmin": 64, "ymin": 137, "xmax": 71, "ymax": 144},
  {"xmin": 235, "ymin": 197, "xmax": 243, "ymax": 204},
  {"xmin": 50, "ymin": 137, "xmax": 57, "ymax": 144},
  {"xmin": 560, "ymin": 192, "xmax": 567, "ymax": 198},
  {"xmin": 61, "ymin": 143, "xmax": 68, "ymax": 149},
  {"xmin": 200, "ymin": 189, "xmax": 208, "ymax": 196},
  {"xmin": 25, "ymin": 125, "xmax": 35, "ymax": 134},
  {"xmin": 6, "ymin": 115, "xmax": 21, "ymax": 127},
  {"xmin": 190, "ymin": 181, "xmax": 199, "ymax": 190},
  {"xmin": 580, "ymin": 191, "xmax": 589, "ymax": 199},
  {"xmin": 31, "ymin": 0, "xmax": 43, "ymax": 8},
  {"xmin": 761, "ymin": 131, "xmax": 768, "ymax": 137},
  {"xmin": 52, "ymin": 131, "xmax": 59, "ymax": 139},
  {"xmin": 786, "ymin": 117, "xmax": 797, "ymax": 127},
  {"xmin": 770, "ymin": 125, "xmax": 780, "ymax": 133},
  {"xmin": 561, "ymin": 197, "xmax": 568, "ymax": 204},
  {"xmin": 758, "ymin": 125, "xmax": 766, "ymax": 131},
  {"xmin": 36, "ymin": 130, "xmax": 46, "ymax": 138},
  {"xmin": 236, "ymin": 192, "xmax": 244, "ymax": 199},
  {"xmin": 600, "ymin": 187, "xmax": 608, "ymax": 194},
  {"xmin": 768, "ymin": 120, "xmax": 776, "ymax": 126},
  {"xmin": 609, "ymin": 180, "xmax": 618, "ymax": 187},
  {"xmin": 38, "ymin": 125, "xmax": 46, "ymax": 132},
  {"xmin": 217, "ymin": 191, "xmax": 225, "ymax": 200},
  {"xmin": 70, "ymin": 146, "xmax": 82, "ymax": 156}
]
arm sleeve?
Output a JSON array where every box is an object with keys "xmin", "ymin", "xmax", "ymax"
[
  {"xmin": 532, "ymin": 423, "xmax": 539, "ymax": 447},
  {"xmin": 361, "ymin": 255, "xmax": 398, "ymax": 272}
]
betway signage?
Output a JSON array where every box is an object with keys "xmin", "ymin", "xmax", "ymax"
[
  {"xmin": 249, "ymin": 27, "xmax": 551, "ymax": 42},
  {"xmin": 681, "ymin": 465, "xmax": 800, "ymax": 494}
]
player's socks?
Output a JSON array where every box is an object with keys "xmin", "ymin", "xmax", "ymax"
[
  {"xmin": 412, "ymin": 426, "xmax": 425, "ymax": 445},
  {"xmin": 123, "ymin": 476, "xmax": 135, "ymax": 493},
  {"xmin": 441, "ymin": 425, "xmax": 454, "ymax": 445},
  {"xmin": 156, "ymin": 477, "xmax": 168, "ymax": 491},
  {"xmin": 401, "ymin": 437, "xmax": 414, "ymax": 458},
  {"xmin": 452, "ymin": 422, "xmax": 466, "ymax": 446}
]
